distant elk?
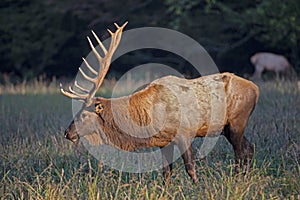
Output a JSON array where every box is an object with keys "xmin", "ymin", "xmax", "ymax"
[
  {"xmin": 61, "ymin": 22, "xmax": 259, "ymax": 183},
  {"xmin": 250, "ymin": 52, "xmax": 292, "ymax": 79}
]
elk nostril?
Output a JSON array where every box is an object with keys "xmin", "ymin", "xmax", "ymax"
[{"xmin": 64, "ymin": 130, "xmax": 69, "ymax": 139}]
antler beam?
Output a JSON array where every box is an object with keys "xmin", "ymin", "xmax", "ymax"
[{"xmin": 60, "ymin": 22, "xmax": 128, "ymax": 105}]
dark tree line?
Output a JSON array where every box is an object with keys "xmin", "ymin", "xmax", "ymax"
[{"xmin": 0, "ymin": 0, "xmax": 299, "ymax": 82}]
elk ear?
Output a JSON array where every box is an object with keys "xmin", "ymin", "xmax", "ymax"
[{"xmin": 95, "ymin": 103, "xmax": 104, "ymax": 115}]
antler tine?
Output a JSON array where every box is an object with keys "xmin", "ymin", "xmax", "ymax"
[
  {"xmin": 114, "ymin": 23, "xmax": 120, "ymax": 28},
  {"xmin": 68, "ymin": 85, "xmax": 89, "ymax": 98},
  {"xmin": 74, "ymin": 81, "xmax": 90, "ymax": 93},
  {"xmin": 82, "ymin": 57, "xmax": 97, "ymax": 75},
  {"xmin": 60, "ymin": 83, "xmax": 87, "ymax": 102},
  {"xmin": 78, "ymin": 67, "xmax": 96, "ymax": 83},
  {"xmin": 87, "ymin": 36, "xmax": 103, "ymax": 63},
  {"xmin": 91, "ymin": 30, "xmax": 107, "ymax": 55}
]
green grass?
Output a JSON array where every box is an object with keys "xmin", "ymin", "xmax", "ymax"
[{"xmin": 0, "ymin": 79, "xmax": 299, "ymax": 199}]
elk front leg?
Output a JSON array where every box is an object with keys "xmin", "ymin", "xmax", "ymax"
[
  {"xmin": 161, "ymin": 142, "xmax": 174, "ymax": 183},
  {"xmin": 176, "ymin": 138, "xmax": 198, "ymax": 183}
]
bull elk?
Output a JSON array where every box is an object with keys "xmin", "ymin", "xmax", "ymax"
[{"xmin": 61, "ymin": 22, "xmax": 259, "ymax": 183}]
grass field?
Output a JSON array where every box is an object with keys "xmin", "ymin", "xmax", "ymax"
[{"xmin": 0, "ymin": 78, "xmax": 299, "ymax": 199}]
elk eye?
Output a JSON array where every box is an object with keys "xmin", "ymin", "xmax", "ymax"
[{"xmin": 95, "ymin": 104, "xmax": 104, "ymax": 114}]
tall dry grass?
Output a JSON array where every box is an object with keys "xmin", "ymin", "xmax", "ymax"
[{"xmin": 0, "ymin": 77, "xmax": 299, "ymax": 199}]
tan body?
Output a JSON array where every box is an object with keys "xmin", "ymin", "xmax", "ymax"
[{"xmin": 66, "ymin": 72, "xmax": 259, "ymax": 182}]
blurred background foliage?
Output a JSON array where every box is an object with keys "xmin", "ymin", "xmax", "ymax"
[{"xmin": 0, "ymin": 0, "xmax": 299, "ymax": 82}]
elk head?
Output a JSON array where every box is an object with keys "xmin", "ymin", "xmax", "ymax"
[{"xmin": 60, "ymin": 22, "xmax": 127, "ymax": 144}]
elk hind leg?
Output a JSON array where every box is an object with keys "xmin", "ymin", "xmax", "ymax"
[
  {"xmin": 241, "ymin": 136, "xmax": 254, "ymax": 170},
  {"xmin": 160, "ymin": 142, "xmax": 174, "ymax": 183},
  {"xmin": 224, "ymin": 123, "xmax": 254, "ymax": 173}
]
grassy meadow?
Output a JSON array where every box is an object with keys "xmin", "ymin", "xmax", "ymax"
[{"xmin": 0, "ymin": 77, "xmax": 299, "ymax": 199}]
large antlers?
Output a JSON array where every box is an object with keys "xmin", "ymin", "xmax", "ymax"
[{"xmin": 60, "ymin": 22, "xmax": 128, "ymax": 106}]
